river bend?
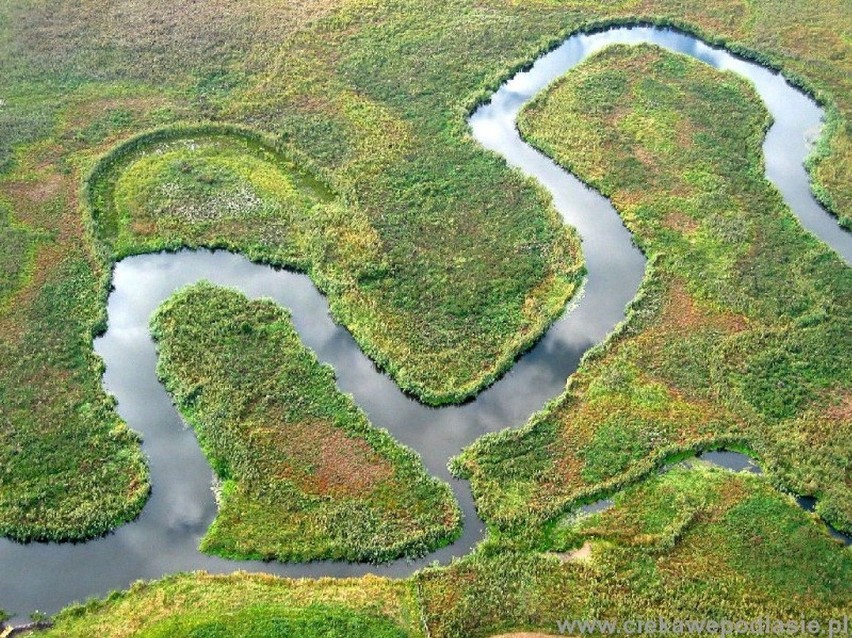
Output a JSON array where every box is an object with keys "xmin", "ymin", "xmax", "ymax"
[{"xmin": 2, "ymin": 25, "xmax": 850, "ymax": 621}]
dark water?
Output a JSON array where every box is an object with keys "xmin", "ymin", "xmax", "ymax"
[{"xmin": 2, "ymin": 26, "xmax": 849, "ymax": 622}]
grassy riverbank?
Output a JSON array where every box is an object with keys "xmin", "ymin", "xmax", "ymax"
[
  {"xmin": 1, "ymin": 0, "xmax": 849, "ymax": 546},
  {"xmin": 16, "ymin": 466, "xmax": 850, "ymax": 637},
  {"xmin": 457, "ymin": 45, "xmax": 852, "ymax": 533},
  {"xmin": 150, "ymin": 282, "xmax": 460, "ymax": 562},
  {"xmin": 21, "ymin": 573, "xmax": 426, "ymax": 638},
  {"xmin": 419, "ymin": 466, "xmax": 851, "ymax": 638}
]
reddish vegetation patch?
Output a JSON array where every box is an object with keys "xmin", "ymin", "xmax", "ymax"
[
  {"xmin": 61, "ymin": 95, "xmax": 168, "ymax": 132},
  {"xmin": 289, "ymin": 91, "xmax": 338, "ymax": 114},
  {"xmin": 824, "ymin": 390, "xmax": 852, "ymax": 422},
  {"xmin": 550, "ymin": 450, "xmax": 585, "ymax": 486},
  {"xmin": 633, "ymin": 145, "xmax": 661, "ymax": 172},
  {"xmin": 663, "ymin": 210, "xmax": 700, "ymax": 234},
  {"xmin": 715, "ymin": 476, "xmax": 750, "ymax": 511},
  {"xmin": 656, "ymin": 280, "xmax": 748, "ymax": 335},
  {"xmin": 548, "ymin": 432, "xmax": 586, "ymax": 486},
  {"xmin": 130, "ymin": 219, "xmax": 158, "ymax": 235},
  {"xmin": 610, "ymin": 190, "xmax": 645, "ymax": 210},
  {"xmin": 0, "ymin": 244, "xmax": 66, "ymax": 341},
  {"xmin": 258, "ymin": 418, "xmax": 393, "ymax": 499},
  {"xmin": 1, "ymin": 149, "xmax": 77, "ymax": 239},
  {"xmin": 5, "ymin": 173, "xmax": 63, "ymax": 206},
  {"xmin": 785, "ymin": 389, "xmax": 852, "ymax": 449},
  {"xmin": 14, "ymin": 0, "xmax": 343, "ymax": 81}
]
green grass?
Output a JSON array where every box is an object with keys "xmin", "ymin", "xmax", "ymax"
[
  {"xmin": 81, "ymin": 104, "xmax": 583, "ymax": 413},
  {"xmin": 0, "ymin": 0, "xmax": 850, "ymax": 546},
  {"xmin": 150, "ymin": 282, "xmax": 460, "ymax": 562},
  {"xmin": 16, "ymin": 467, "xmax": 849, "ymax": 637},
  {"xmin": 84, "ymin": 125, "xmax": 347, "ymax": 266},
  {"xmin": 2, "ymin": 1, "xmax": 851, "ymax": 634},
  {"xmin": 23, "ymin": 573, "xmax": 426, "ymax": 638},
  {"xmin": 419, "ymin": 466, "xmax": 852, "ymax": 638},
  {"xmin": 0, "ymin": 199, "xmax": 41, "ymax": 309},
  {"xmin": 456, "ymin": 44, "xmax": 852, "ymax": 534},
  {"xmin": 0, "ymin": 250, "xmax": 150, "ymax": 542}
]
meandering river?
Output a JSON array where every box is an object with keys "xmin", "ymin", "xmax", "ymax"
[{"xmin": 2, "ymin": 26, "xmax": 849, "ymax": 622}]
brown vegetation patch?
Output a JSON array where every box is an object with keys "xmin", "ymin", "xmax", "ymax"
[
  {"xmin": 0, "ymin": 244, "xmax": 66, "ymax": 340},
  {"xmin": 633, "ymin": 144, "xmax": 661, "ymax": 173},
  {"xmin": 783, "ymin": 391, "xmax": 852, "ymax": 451},
  {"xmin": 61, "ymin": 95, "xmax": 169, "ymax": 134},
  {"xmin": 13, "ymin": 0, "xmax": 343, "ymax": 82},
  {"xmin": 258, "ymin": 419, "xmax": 393, "ymax": 499},
  {"xmin": 4, "ymin": 173, "xmax": 63, "ymax": 207},
  {"xmin": 2, "ymin": 170, "xmax": 80, "ymax": 253},
  {"xmin": 130, "ymin": 218, "xmax": 158, "ymax": 235},
  {"xmin": 657, "ymin": 280, "xmax": 748, "ymax": 335},
  {"xmin": 663, "ymin": 210, "xmax": 700, "ymax": 234},
  {"xmin": 715, "ymin": 475, "xmax": 750, "ymax": 509},
  {"xmin": 824, "ymin": 389, "xmax": 852, "ymax": 422},
  {"xmin": 610, "ymin": 189, "xmax": 645, "ymax": 210},
  {"xmin": 675, "ymin": 117, "xmax": 697, "ymax": 150}
]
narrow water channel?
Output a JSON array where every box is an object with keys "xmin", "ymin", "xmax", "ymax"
[{"xmin": 1, "ymin": 25, "xmax": 849, "ymax": 622}]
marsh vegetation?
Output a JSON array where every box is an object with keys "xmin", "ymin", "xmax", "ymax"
[
  {"xmin": 23, "ymin": 466, "xmax": 851, "ymax": 637},
  {"xmin": 1, "ymin": 0, "xmax": 850, "ymax": 634},
  {"xmin": 458, "ymin": 44, "xmax": 852, "ymax": 536},
  {"xmin": 151, "ymin": 282, "xmax": 461, "ymax": 562},
  {"xmin": 1, "ymin": 0, "xmax": 849, "ymax": 544}
]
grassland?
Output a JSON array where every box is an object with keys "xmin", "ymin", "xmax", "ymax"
[
  {"xmin": 0, "ymin": 0, "xmax": 850, "ymax": 550},
  {"xmin": 150, "ymin": 282, "xmax": 460, "ymax": 562},
  {"xmin": 85, "ymin": 124, "xmax": 397, "ymax": 313},
  {"xmin": 19, "ymin": 573, "xmax": 426, "ymax": 638},
  {"xmin": 456, "ymin": 44, "xmax": 852, "ymax": 535},
  {"xmin": 419, "ymin": 466, "xmax": 851, "ymax": 638},
  {"xmin": 3, "ymin": 0, "xmax": 851, "ymax": 634},
  {"xmin": 14, "ymin": 466, "xmax": 849, "ymax": 637}
]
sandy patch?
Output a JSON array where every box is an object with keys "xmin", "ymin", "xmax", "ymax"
[{"xmin": 554, "ymin": 541, "xmax": 593, "ymax": 562}]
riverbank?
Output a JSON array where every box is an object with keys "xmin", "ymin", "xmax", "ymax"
[
  {"xmin": 2, "ymin": 0, "xmax": 851, "ymax": 546},
  {"xmin": 460, "ymin": 40, "xmax": 851, "ymax": 537},
  {"xmin": 16, "ymin": 466, "xmax": 850, "ymax": 637},
  {"xmin": 150, "ymin": 282, "xmax": 461, "ymax": 562}
]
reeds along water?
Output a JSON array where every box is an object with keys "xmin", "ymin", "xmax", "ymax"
[{"xmin": 1, "ymin": 25, "xmax": 849, "ymax": 624}]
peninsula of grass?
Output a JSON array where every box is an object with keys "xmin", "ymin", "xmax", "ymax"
[
  {"xmin": 419, "ymin": 466, "xmax": 852, "ymax": 638},
  {"xmin": 87, "ymin": 125, "xmax": 333, "ymax": 259},
  {"xmin": 2, "ymin": 0, "xmax": 851, "ymax": 544},
  {"xmin": 455, "ymin": 44, "xmax": 852, "ymax": 533},
  {"xmin": 22, "ymin": 573, "xmax": 426, "ymax": 638},
  {"xmin": 87, "ymin": 122, "xmax": 584, "ymax": 408},
  {"xmin": 18, "ymin": 466, "xmax": 849, "ymax": 637},
  {"xmin": 150, "ymin": 282, "xmax": 461, "ymax": 562}
]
